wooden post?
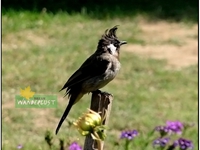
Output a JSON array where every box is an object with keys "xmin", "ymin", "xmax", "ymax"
[{"xmin": 83, "ymin": 91, "xmax": 113, "ymax": 150}]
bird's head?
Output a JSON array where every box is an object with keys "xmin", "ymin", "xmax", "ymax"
[{"xmin": 96, "ymin": 26, "xmax": 127, "ymax": 58}]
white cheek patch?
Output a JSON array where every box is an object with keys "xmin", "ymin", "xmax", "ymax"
[{"xmin": 107, "ymin": 44, "xmax": 117, "ymax": 55}]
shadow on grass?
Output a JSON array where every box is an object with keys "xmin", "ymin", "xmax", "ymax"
[{"xmin": 2, "ymin": 0, "xmax": 198, "ymax": 22}]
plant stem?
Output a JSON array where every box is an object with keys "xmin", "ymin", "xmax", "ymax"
[
  {"xmin": 141, "ymin": 130, "xmax": 155, "ymax": 149},
  {"xmin": 125, "ymin": 140, "xmax": 130, "ymax": 150},
  {"xmin": 93, "ymin": 131, "xmax": 102, "ymax": 150},
  {"xmin": 96, "ymin": 140, "xmax": 102, "ymax": 150}
]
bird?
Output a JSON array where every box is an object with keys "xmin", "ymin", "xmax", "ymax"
[{"xmin": 55, "ymin": 25, "xmax": 127, "ymax": 134}]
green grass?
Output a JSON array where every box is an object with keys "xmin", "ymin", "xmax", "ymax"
[{"xmin": 2, "ymin": 10, "xmax": 197, "ymax": 150}]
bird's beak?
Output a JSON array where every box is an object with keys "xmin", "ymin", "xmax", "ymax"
[{"xmin": 120, "ymin": 41, "xmax": 127, "ymax": 46}]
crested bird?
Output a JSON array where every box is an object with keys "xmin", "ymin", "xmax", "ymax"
[{"xmin": 56, "ymin": 26, "xmax": 127, "ymax": 134}]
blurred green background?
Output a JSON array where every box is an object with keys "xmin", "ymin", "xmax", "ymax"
[
  {"xmin": 2, "ymin": 1, "xmax": 198, "ymax": 150},
  {"xmin": 2, "ymin": 0, "xmax": 198, "ymax": 21}
]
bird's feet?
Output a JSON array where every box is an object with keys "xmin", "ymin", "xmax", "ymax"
[{"xmin": 92, "ymin": 90, "xmax": 113, "ymax": 97}]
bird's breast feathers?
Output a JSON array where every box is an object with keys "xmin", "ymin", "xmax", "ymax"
[{"xmin": 81, "ymin": 54, "xmax": 120, "ymax": 92}]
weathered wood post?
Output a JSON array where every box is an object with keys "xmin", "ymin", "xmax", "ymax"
[{"xmin": 83, "ymin": 91, "xmax": 113, "ymax": 150}]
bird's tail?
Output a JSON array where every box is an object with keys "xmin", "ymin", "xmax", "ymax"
[
  {"xmin": 55, "ymin": 92, "xmax": 83, "ymax": 134},
  {"xmin": 55, "ymin": 101, "xmax": 73, "ymax": 134}
]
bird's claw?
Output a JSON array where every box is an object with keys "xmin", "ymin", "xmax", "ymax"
[
  {"xmin": 92, "ymin": 90, "xmax": 113, "ymax": 97},
  {"xmin": 91, "ymin": 89, "xmax": 101, "ymax": 94}
]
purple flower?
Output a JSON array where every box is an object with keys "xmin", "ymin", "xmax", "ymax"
[
  {"xmin": 173, "ymin": 138, "xmax": 194, "ymax": 150},
  {"xmin": 166, "ymin": 121, "xmax": 183, "ymax": 134},
  {"xmin": 17, "ymin": 144, "xmax": 23, "ymax": 149},
  {"xmin": 69, "ymin": 142, "xmax": 82, "ymax": 150},
  {"xmin": 153, "ymin": 137, "xmax": 170, "ymax": 148},
  {"xmin": 155, "ymin": 125, "xmax": 170, "ymax": 137},
  {"xmin": 120, "ymin": 130, "xmax": 138, "ymax": 140}
]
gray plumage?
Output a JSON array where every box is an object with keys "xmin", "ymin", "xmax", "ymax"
[{"xmin": 55, "ymin": 26, "xmax": 127, "ymax": 134}]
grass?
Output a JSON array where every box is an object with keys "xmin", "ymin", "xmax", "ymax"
[
  {"xmin": 2, "ymin": 0, "xmax": 198, "ymax": 22},
  {"xmin": 2, "ymin": 10, "xmax": 198, "ymax": 150}
]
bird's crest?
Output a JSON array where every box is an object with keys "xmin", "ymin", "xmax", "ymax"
[
  {"xmin": 97, "ymin": 26, "xmax": 119, "ymax": 50},
  {"xmin": 96, "ymin": 25, "xmax": 126, "ymax": 54},
  {"xmin": 102, "ymin": 25, "xmax": 119, "ymax": 40}
]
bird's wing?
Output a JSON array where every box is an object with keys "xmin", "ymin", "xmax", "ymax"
[{"xmin": 60, "ymin": 53, "xmax": 110, "ymax": 91}]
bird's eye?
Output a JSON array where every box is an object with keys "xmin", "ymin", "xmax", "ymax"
[
  {"xmin": 113, "ymin": 42, "xmax": 120, "ymax": 48},
  {"xmin": 114, "ymin": 43, "xmax": 118, "ymax": 47}
]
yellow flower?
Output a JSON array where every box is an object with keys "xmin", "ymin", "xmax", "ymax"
[{"xmin": 73, "ymin": 109, "xmax": 102, "ymax": 136}]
